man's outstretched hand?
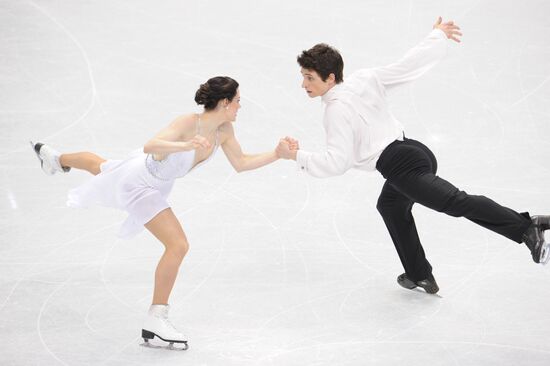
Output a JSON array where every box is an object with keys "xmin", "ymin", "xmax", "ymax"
[
  {"xmin": 276, "ymin": 136, "xmax": 299, "ymax": 160},
  {"xmin": 284, "ymin": 136, "xmax": 299, "ymax": 151},
  {"xmin": 433, "ymin": 16, "xmax": 462, "ymax": 43}
]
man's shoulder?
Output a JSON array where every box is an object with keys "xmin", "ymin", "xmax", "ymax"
[
  {"xmin": 323, "ymin": 98, "xmax": 355, "ymax": 122},
  {"xmin": 346, "ymin": 68, "xmax": 381, "ymax": 86}
]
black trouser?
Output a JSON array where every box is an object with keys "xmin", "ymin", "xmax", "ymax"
[{"xmin": 375, "ymin": 137, "xmax": 531, "ymax": 281}]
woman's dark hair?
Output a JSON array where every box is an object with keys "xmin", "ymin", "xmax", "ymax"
[
  {"xmin": 194, "ymin": 76, "xmax": 239, "ymax": 110},
  {"xmin": 297, "ymin": 43, "xmax": 344, "ymax": 83}
]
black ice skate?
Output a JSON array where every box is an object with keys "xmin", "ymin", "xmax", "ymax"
[
  {"xmin": 532, "ymin": 215, "xmax": 550, "ymax": 231},
  {"xmin": 397, "ymin": 273, "xmax": 439, "ymax": 294},
  {"xmin": 522, "ymin": 216, "xmax": 550, "ymax": 265}
]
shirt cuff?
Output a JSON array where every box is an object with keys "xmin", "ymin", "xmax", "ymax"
[
  {"xmin": 431, "ymin": 27, "xmax": 447, "ymax": 39},
  {"xmin": 296, "ymin": 150, "xmax": 311, "ymax": 172}
]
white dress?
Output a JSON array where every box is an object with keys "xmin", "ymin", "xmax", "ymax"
[{"xmin": 67, "ymin": 118, "xmax": 219, "ymax": 239}]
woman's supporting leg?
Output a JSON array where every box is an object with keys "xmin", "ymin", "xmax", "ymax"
[
  {"xmin": 59, "ymin": 152, "xmax": 106, "ymax": 175},
  {"xmin": 144, "ymin": 208, "xmax": 189, "ymax": 305}
]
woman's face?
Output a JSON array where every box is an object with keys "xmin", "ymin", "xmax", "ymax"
[{"xmin": 225, "ymin": 89, "xmax": 241, "ymax": 122}]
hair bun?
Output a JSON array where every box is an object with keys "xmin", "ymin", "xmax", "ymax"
[
  {"xmin": 194, "ymin": 83, "xmax": 210, "ymax": 105},
  {"xmin": 194, "ymin": 76, "xmax": 239, "ymax": 111}
]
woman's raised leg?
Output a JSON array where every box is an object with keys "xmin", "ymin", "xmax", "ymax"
[{"xmin": 59, "ymin": 152, "xmax": 106, "ymax": 175}]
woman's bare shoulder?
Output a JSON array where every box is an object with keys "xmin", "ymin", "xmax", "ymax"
[
  {"xmin": 170, "ymin": 113, "xmax": 199, "ymax": 137},
  {"xmin": 172, "ymin": 113, "xmax": 198, "ymax": 127}
]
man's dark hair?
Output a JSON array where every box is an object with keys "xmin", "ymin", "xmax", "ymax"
[{"xmin": 297, "ymin": 43, "xmax": 344, "ymax": 83}]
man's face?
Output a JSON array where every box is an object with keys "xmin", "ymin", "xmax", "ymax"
[{"xmin": 300, "ymin": 68, "xmax": 334, "ymax": 98}]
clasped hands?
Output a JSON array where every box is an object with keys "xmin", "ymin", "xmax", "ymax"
[{"xmin": 276, "ymin": 136, "xmax": 299, "ymax": 160}]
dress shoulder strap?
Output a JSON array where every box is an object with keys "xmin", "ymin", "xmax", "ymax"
[{"xmin": 196, "ymin": 114, "xmax": 201, "ymax": 135}]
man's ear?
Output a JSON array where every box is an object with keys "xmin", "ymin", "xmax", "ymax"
[{"xmin": 327, "ymin": 73, "xmax": 336, "ymax": 85}]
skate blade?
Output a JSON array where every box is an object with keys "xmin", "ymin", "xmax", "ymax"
[
  {"xmin": 141, "ymin": 339, "xmax": 188, "ymax": 351},
  {"xmin": 540, "ymin": 241, "xmax": 550, "ymax": 265},
  {"xmin": 397, "ymin": 275, "xmax": 417, "ymax": 290}
]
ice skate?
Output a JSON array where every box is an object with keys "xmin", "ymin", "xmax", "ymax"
[
  {"xmin": 397, "ymin": 273, "xmax": 439, "ymax": 294},
  {"xmin": 141, "ymin": 304, "xmax": 188, "ymax": 350},
  {"xmin": 29, "ymin": 141, "xmax": 70, "ymax": 175},
  {"xmin": 532, "ymin": 215, "xmax": 550, "ymax": 231},
  {"xmin": 522, "ymin": 216, "xmax": 550, "ymax": 265}
]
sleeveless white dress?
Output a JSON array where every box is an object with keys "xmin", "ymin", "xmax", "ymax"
[{"xmin": 67, "ymin": 118, "xmax": 219, "ymax": 239}]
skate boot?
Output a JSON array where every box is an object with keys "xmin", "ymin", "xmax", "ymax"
[
  {"xmin": 397, "ymin": 273, "xmax": 439, "ymax": 294},
  {"xmin": 532, "ymin": 215, "xmax": 550, "ymax": 231},
  {"xmin": 141, "ymin": 304, "xmax": 188, "ymax": 350},
  {"xmin": 30, "ymin": 141, "xmax": 70, "ymax": 175},
  {"xmin": 522, "ymin": 216, "xmax": 550, "ymax": 265}
]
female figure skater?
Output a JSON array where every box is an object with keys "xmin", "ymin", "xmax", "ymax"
[{"xmin": 31, "ymin": 76, "xmax": 292, "ymax": 349}]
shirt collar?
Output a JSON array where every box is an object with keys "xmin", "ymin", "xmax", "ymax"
[{"xmin": 321, "ymin": 83, "xmax": 343, "ymax": 104}]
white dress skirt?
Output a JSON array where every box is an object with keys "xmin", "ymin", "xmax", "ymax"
[{"xmin": 67, "ymin": 141, "xmax": 218, "ymax": 239}]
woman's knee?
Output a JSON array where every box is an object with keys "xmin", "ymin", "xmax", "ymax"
[
  {"xmin": 90, "ymin": 155, "xmax": 106, "ymax": 175},
  {"xmin": 167, "ymin": 239, "xmax": 189, "ymax": 260}
]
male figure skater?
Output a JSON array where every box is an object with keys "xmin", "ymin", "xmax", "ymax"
[{"xmin": 276, "ymin": 17, "xmax": 549, "ymax": 294}]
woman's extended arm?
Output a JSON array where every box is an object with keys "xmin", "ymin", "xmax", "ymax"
[
  {"xmin": 220, "ymin": 123, "xmax": 280, "ymax": 173},
  {"xmin": 143, "ymin": 115, "xmax": 210, "ymax": 155}
]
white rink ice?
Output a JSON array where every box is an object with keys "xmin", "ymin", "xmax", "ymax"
[{"xmin": 2, "ymin": 0, "xmax": 550, "ymax": 365}]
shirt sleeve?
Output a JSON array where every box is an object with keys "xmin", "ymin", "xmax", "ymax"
[
  {"xmin": 371, "ymin": 28, "xmax": 448, "ymax": 90},
  {"xmin": 296, "ymin": 103, "xmax": 354, "ymax": 178}
]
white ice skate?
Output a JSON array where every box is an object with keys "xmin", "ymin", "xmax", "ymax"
[
  {"xmin": 141, "ymin": 304, "xmax": 188, "ymax": 350},
  {"xmin": 29, "ymin": 141, "xmax": 70, "ymax": 175}
]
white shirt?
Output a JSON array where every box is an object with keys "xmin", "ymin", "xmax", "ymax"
[{"xmin": 296, "ymin": 28, "xmax": 448, "ymax": 177}]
